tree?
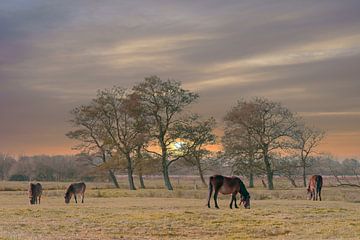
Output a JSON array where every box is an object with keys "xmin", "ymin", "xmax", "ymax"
[
  {"xmin": 68, "ymin": 86, "xmax": 148, "ymax": 190},
  {"xmin": 275, "ymin": 156, "xmax": 300, "ymax": 187},
  {"xmin": 343, "ymin": 158, "xmax": 360, "ymax": 181},
  {"xmin": 133, "ymin": 146, "xmax": 161, "ymax": 189},
  {"xmin": 172, "ymin": 115, "xmax": 216, "ymax": 186},
  {"xmin": 329, "ymin": 157, "xmax": 360, "ymax": 187},
  {"xmin": 67, "ymin": 102, "xmax": 120, "ymax": 188},
  {"xmin": 224, "ymin": 98, "xmax": 297, "ymax": 190},
  {"xmin": 93, "ymin": 87, "xmax": 148, "ymax": 190},
  {"xmin": 222, "ymin": 123, "xmax": 263, "ymax": 188},
  {"xmin": 0, "ymin": 153, "xmax": 16, "ymax": 180},
  {"xmin": 133, "ymin": 76, "xmax": 199, "ymax": 190},
  {"xmin": 292, "ymin": 123, "xmax": 325, "ymax": 187}
]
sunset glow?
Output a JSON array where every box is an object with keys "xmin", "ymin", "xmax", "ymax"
[{"xmin": 0, "ymin": 1, "xmax": 359, "ymax": 158}]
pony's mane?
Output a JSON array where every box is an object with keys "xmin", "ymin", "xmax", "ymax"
[
  {"xmin": 239, "ymin": 179, "xmax": 249, "ymax": 197},
  {"xmin": 65, "ymin": 184, "xmax": 73, "ymax": 196}
]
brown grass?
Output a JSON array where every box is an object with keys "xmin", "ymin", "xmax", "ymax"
[{"xmin": 0, "ymin": 178, "xmax": 360, "ymax": 239}]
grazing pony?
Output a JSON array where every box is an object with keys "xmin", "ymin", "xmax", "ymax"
[
  {"xmin": 207, "ymin": 175, "xmax": 250, "ymax": 209},
  {"xmin": 64, "ymin": 182, "xmax": 86, "ymax": 204},
  {"xmin": 307, "ymin": 175, "xmax": 323, "ymax": 201},
  {"xmin": 28, "ymin": 183, "xmax": 42, "ymax": 205}
]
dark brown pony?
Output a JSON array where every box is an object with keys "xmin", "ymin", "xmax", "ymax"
[
  {"xmin": 64, "ymin": 182, "xmax": 86, "ymax": 204},
  {"xmin": 207, "ymin": 175, "xmax": 250, "ymax": 209},
  {"xmin": 28, "ymin": 183, "xmax": 42, "ymax": 204},
  {"xmin": 307, "ymin": 175, "xmax": 323, "ymax": 201}
]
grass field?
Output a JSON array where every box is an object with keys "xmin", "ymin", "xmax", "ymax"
[{"xmin": 0, "ymin": 179, "xmax": 360, "ymax": 239}]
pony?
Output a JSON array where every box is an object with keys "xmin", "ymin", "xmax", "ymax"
[
  {"xmin": 307, "ymin": 175, "xmax": 323, "ymax": 201},
  {"xmin": 28, "ymin": 183, "xmax": 42, "ymax": 204},
  {"xmin": 207, "ymin": 175, "xmax": 250, "ymax": 209},
  {"xmin": 64, "ymin": 182, "xmax": 86, "ymax": 204}
]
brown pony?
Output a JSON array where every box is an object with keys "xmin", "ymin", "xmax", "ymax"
[
  {"xmin": 307, "ymin": 175, "xmax": 323, "ymax": 201},
  {"xmin": 207, "ymin": 175, "xmax": 250, "ymax": 209},
  {"xmin": 64, "ymin": 182, "xmax": 86, "ymax": 204},
  {"xmin": 28, "ymin": 183, "xmax": 42, "ymax": 204}
]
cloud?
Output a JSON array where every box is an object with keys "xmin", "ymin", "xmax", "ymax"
[
  {"xmin": 300, "ymin": 112, "xmax": 360, "ymax": 117},
  {"xmin": 1, "ymin": 0, "xmax": 360, "ymax": 157},
  {"xmin": 206, "ymin": 34, "xmax": 360, "ymax": 73}
]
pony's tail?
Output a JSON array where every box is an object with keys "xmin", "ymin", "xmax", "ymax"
[
  {"xmin": 207, "ymin": 176, "xmax": 213, "ymax": 208},
  {"xmin": 316, "ymin": 176, "xmax": 323, "ymax": 192}
]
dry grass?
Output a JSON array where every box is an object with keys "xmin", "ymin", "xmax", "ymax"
[{"xmin": 0, "ymin": 178, "xmax": 360, "ymax": 239}]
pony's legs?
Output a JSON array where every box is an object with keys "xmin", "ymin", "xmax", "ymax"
[
  {"xmin": 318, "ymin": 189, "xmax": 322, "ymax": 201},
  {"xmin": 38, "ymin": 196, "xmax": 41, "ymax": 204},
  {"xmin": 207, "ymin": 185, "xmax": 213, "ymax": 208},
  {"xmin": 81, "ymin": 193, "xmax": 84, "ymax": 203},
  {"xmin": 74, "ymin": 194, "xmax": 78, "ymax": 203},
  {"xmin": 233, "ymin": 193, "xmax": 238, "ymax": 208},
  {"xmin": 214, "ymin": 190, "xmax": 219, "ymax": 209},
  {"xmin": 230, "ymin": 193, "xmax": 238, "ymax": 209}
]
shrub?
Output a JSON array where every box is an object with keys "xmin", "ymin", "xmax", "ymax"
[{"xmin": 9, "ymin": 174, "xmax": 29, "ymax": 181}]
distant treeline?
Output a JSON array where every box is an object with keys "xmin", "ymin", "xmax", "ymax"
[
  {"xmin": 0, "ymin": 152, "xmax": 359, "ymax": 185},
  {"xmin": 0, "ymin": 154, "xmax": 95, "ymax": 181}
]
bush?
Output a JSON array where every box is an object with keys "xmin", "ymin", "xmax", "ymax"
[{"xmin": 9, "ymin": 174, "xmax": 29, "ymax": 181}]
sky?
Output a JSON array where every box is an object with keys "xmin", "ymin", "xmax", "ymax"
[{"xmin": 1, "ymin": 0, "xmax": 360, "ymax": 158}]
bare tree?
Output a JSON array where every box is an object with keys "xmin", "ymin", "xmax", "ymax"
[
  {"xmin": 328, "ymin": 157, "xmax": 360, "ymax": 187},
  {"xmin": 0, "ymin": 153, "xmax": 16, "ymax": 180},
  {"xmin": 342, "ymin": 159, "xmax": 360, "ymax": 185},
  {"xmin": 93, "ymin": 87, "xmax": 148, "ymax": 190},
  {"xmin": 68, "ymin": 86, "xmax": 148, "ymax": 190},
  {"xmin": 292, "ymin": 122, "xmax": 325, "ymax": 187},
  {"xmin": 224, "ymin": 98, "xmax": 297, "ymax": 190},
  {"xmin": 172, "ymin": 115, "xmax": 216, "ymax": 186},
  {"xmin": 222, "ymin": 125, "xmax": 263, "ymax": 188},
  {"xmin": 133, "ymin": 146, "xmax": 161, "ymax": 189},
  {"xmin": 133, "ymin": 76, "xmax": 199, "ymax": 190},
  {"xmin": 275, "ymin": 156, "xmax": 300, "ymax": 187},
  {"xmin": 67, "ymin": 103, "xmax": 120, "ymax": 188}
]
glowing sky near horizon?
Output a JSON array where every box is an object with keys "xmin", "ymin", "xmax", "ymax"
[{"xmin": 0, "ymin": 1, "xmax": 360, "ymax": 158}]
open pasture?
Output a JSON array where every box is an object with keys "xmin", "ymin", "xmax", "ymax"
[{"xmin": 0, "ymin": 179, "xmax": 360, "ymax": 239}]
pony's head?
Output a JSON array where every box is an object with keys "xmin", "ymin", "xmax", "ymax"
[
  {"xmin": 64, "ymin": 189, "xmax": 72, "ymax": 204},
  {"xmin": 29, "ymin": 196, "xmax": 35, "ymax": 204},
  {"xmin": 64, "ymin": 192, "xmax": 71, "ymax": 204},
  {"xmin": 241, "ymin": 194, "xmax": 251, "ymax": 209}
]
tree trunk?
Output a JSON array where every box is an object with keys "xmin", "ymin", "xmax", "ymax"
[
  {"xmin": 303, "ymin": 164, "xmax": 307, "ymax": 187},
  {"xmin": 139, "ymin": 173, "xmax": 146, "ymax": 189},
  {"xmin": 264, "ymin": 153, "xmax": 274, "ymax": 190},
  {"xmin": 261, "ymin": 179, "xmax": 267, "ymax": 188},
  {"xmin": 161, "ymin": 145, "xmax": 173, "ymax": 190},
  {"xmin": 126, "ymin": 154, "xmax": 136, "ymax": 190},
  {"xmin": 288, "ymin": 177, "xmax": 297, "ymax": 187},
  {"xmin": 108, "ymin": 169, "xmax": 120, "ymax": 188},
  {"xmin": 163, "ymin": 163, "xmax": 173, "ymax": 190},
  {"xmin": 266, "ymin": 172, "xmax": 274, "ymax": 190},
  {"xmin": 196, "ymin": 160, "xmax": 207, "ymax": 187},
  {"xmin": 249, "ymin": 172, "xmax": 254, "ymax": 188}
]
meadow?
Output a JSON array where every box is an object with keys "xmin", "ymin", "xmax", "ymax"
[{"xmin": 0, "ymin": 177, "xmax": 360, "ymax": 240}]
